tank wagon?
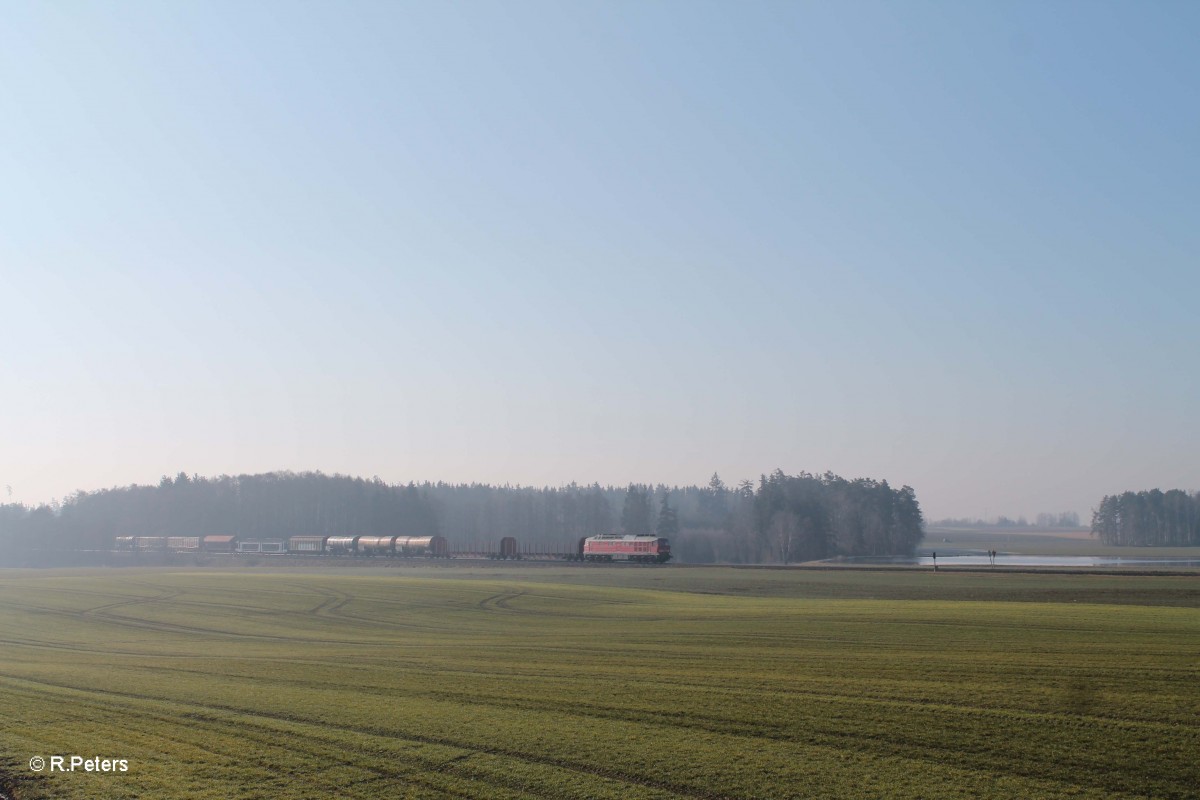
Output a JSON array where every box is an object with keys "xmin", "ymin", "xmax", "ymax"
[
  {"xmin": 325, "ymin": 536, "xmax": 360, "ymax": 555},
  {"xmin": 582, "ymin": 534, "xmax": 671, "ymax": 563},
  {"xmin": 395, "ymin": 535, "xmax": 448, "ymax": 557},
  {"xmin": 348, "ymin": 535, "xmax": 447, "ymax": 557},
  {"xmin": 356, "ymin": 536, "xmax": 395, "ymax": 555}
]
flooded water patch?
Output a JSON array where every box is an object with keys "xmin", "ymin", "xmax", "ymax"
[{"xmin": 830, "ymin": 553, "xmax": 1200, "ymax": 568}]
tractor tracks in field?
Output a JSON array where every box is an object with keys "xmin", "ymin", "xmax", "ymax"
[
  {"xmin": 287, "ymin": 583, "xmax": 464, "ymax": 635},
  {"xmin": 473, "ymin": 589, "xmax": 612, "ymax": 618},
  {"xmin": 0, "ymin": 765, "xmax": 36, "ymax": 800},
  {"xmin": 2, "ymin": 580, "xmax": 455, "ymax": 649},
  {"xmin": 0, "ymin": 673, "xmax": 731, "ymax": 800},
  {"xmin": 79, "ymin": 588, "xmax": 184, "ymax": 620},
  {"xmin": 7, "ymin": 670, "xmax": 1196, "ymax": 800},
  {"xmin": 59, "ymin": 581, "xmax": 400, "ymax": 645},
  {"xmin": 302, "ymin": 584, "xmax": 353, "ymax": 616},
  {"xmin": 476, "ymin": 590, "xmax": 526, "ymax": 612}
]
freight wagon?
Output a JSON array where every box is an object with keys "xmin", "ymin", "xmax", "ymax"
[
  {"xmin": 135, "ymin": 536, "xmax": 167, "ymax": 551},
  {"xmin": 235, "ymin": 539, "xmax": 286, "ymax": 554},
  {"xmin": 202, "ymin": 535, "xmax": 237, "ymax": 553},
  {"xmin": 287, "ymin": 536, "xmax": 328, "ymax": 553}
]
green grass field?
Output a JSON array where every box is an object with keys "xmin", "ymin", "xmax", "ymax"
[{"xmin": 0, "ymin": 567, "xmax": 1197, "ymax": 799}]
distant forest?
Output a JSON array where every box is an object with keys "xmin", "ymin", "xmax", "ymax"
[
  {"xmin": 0, "ymin": 469, "xmax": 925, "ymax": 563},
  {"xmin": 1091, "ymin": 490, "xmax": 1200, "ymax": 546},
  {"xmin": 929, "ymin": 512, "xmax": 1081, "ymax": 529}
]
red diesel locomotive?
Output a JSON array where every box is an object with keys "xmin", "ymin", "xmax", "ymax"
[{"xmin": 581, "ymin": 534, "xmax": 671, "ymax": 563}]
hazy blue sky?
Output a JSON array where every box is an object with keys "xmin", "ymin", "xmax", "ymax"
[{"xmin": 2, "ymin": 1, "xmax": 1197, "ymax": 520}]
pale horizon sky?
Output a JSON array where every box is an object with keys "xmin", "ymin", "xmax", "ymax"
[{"xmin": 3, "ymin": 1, "xmax": 1198, "ymax": 521}]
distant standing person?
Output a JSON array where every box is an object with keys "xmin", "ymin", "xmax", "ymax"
[{"xmin": 932, "ymin": 551, "xmax": 937, "ymax": 572}]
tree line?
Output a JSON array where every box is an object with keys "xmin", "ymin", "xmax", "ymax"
[
  {"xmin": 1091, "ymin": 489, "xmax": 1200, "ymax": 546},
  {"xmin": 928, "ymin": 512, "xmax": 1081, "ymax": 529},
  {"xmin": 0, "ymin": 469, "xmax": 925, "ymax": 563}
]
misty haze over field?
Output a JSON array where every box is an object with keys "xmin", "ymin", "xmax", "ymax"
[{"xmin": 2, "ymin": 2, "xmax": 1198, "ymax": 520}]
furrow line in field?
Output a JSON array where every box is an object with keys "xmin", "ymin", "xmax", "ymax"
[{"xmin": 0, "ymin": 675, "xmax": 732, "ymax": 800}]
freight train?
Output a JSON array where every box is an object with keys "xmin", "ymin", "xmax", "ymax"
[
  {"xmin": 113, "ymin": 532, "xmax": 670, "ymax": 562},
  {"xmin": 114, "ymin": 534, "xmax": 449, "ymax": 558}
]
